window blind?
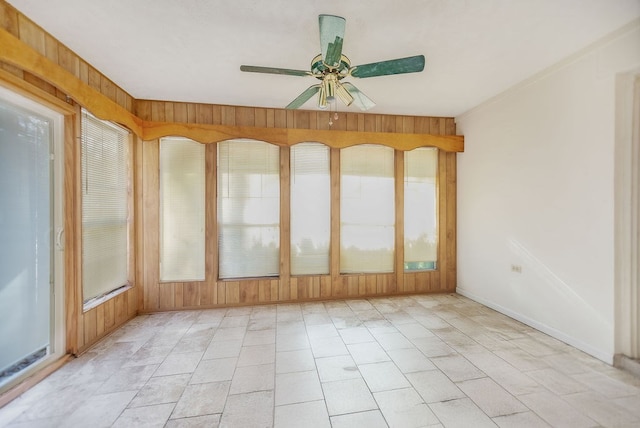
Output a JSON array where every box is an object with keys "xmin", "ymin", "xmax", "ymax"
[
  {"xmin": 81, "ymin": 110, "xmax": 129, "ymax": 302},
  {"xmin": 160, "ymin": 137, "xmax": 205, "ymax": 281},
  {"xmin": 340, "ymin": 144, "xmax": 395, "ymax": 273},
  {"xmin": 404, "ymin": 148, "xmax": 438, "ymax": 270},
  {"xmin": 217, "ymin": 139, "xmax": 280, "ymax": 279},
  {"xmin": 290, "ymin": 143, "xmax": 330, "ymax": 275}
]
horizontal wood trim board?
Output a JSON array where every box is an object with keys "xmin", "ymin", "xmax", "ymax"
[{"xmin": 142, "ymin": 121, "xmax": 464, "ymax": 152}]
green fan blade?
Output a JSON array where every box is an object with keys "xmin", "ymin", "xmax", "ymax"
[
  {"xmin": 286, "ymin": 85, "xmax": 321, "ymax": 109},
  {"xmin": 342, "ymin": 82, "xmax": 376, "ymax": 111},
  {"xmin": 319, "ymin": 14, "xmax": 345, "ymax": 68},
  {"xmin": 351, "ymin": 55, "xmax": 425, "ymax": 78},
  {"xmin": 240, "ymin": 65, "xmax": 310, "ymax": 77}
]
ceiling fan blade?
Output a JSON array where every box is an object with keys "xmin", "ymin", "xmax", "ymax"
[
  {"xmin": 319, "ymin": 14, "xmax": 346, "ymax": 68},
  {"xmin": 350, "ymin": 55, "xmax": 425, "ymax": 78},
  {"xmin": 240, "ymin": 65, "xmax": 310, "ymax": 77},
  {"xmin": 286, "ymin": 84, "xmax": 321, "ymax": 109},
  {"xmin": 342, "ymin": 82, "xmax": 376, "ymax": 111}
]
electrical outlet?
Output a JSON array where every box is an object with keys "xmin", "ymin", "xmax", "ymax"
[{"xmin": 511, "ymin": 264, "xmax": 522, "ymax": 273}]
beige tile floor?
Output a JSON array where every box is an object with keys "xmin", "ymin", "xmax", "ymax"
[{"xmin": 1, "ymin": 293, "xmax": 640, "ymax": 427}]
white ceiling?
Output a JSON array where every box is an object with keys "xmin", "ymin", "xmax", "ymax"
[{"xmin": 7, "ymin": 0, "xmax": 640, "ymax": 117}]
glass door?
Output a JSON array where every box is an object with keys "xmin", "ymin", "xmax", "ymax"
[{"xmin": 0, "ymin": 86, "xmax": 64, "ymax": 392}]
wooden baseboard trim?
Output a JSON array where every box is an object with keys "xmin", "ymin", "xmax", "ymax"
[{"xmin": 0, "ymin": 354, "xmax": 73, "ymax": 409}]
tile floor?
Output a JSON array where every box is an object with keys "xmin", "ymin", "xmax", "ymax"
[{"xmin": 1, "ymin": 293, "xmax": 639, "ymax": 427}]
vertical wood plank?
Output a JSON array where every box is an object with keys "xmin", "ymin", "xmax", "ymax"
[
  {"xmin": 0, "ymin": 2, "xmax": 20, "ymax": 37},
  {"xmin": 104, "ymin": 298, "xmax": 115, "ymax": 329},
  {"xmin": 136, "ymin": 100, "xmax": 152, "ymax": 121},
  {"xmin": 100, "ymin": 76, "xmax": 117, "ymax": 103},
  {"xmin": 95, "ymin": 304, "xmax": 105, "ymax": 337},
  {"xmin": 273, "ymin": 109, "xmax": 287, "ymax": 128},
  {"xmin": 402, "ymin": 116, "xmax": 415, "ymax": 134},
  {"xmin": 174, "ymin": 283, "xmax": 184, "ymax": 308},
  {"xmin": 17, "ymin": 14, "xmax": 45, "ymax": 54},
  {"xmin": 345, "ymin": 113, "xmax": 359, "ymax": 132},
  {"xmin": 151, "ymin": 101, "xmax": 165, "ymax": 122},
  {"xmin": 184, "ymin": 282, "xmax": 199, "ymax": 306},
  {"xmin": 279, "ymin": 146, "xmax": 290, "ymax": 301},
  {"xmin": 87, "ymin": 66, "xmax": 101, "ymax": 92},
  {"xmin": 395, "ymin": 150, "xmax": 405, "ymax": 293},
  {"xmin": 445, "ymin": 151, "xmax": 457, "ymax": 291},
  {"xmin": 242, "ymin": 280, "xmax": 259, "ymax": 304},
  {"xmin": 221, "ymin": 106, "xmax": 236, "ymax": 126},
  {"xmin": 196, "ymin": 103, "xmax": 213, "ymax": 125},
  {"xmin": 364, "ymin": 115, "xmax": 376, "ymax": 132},
  {"xmin": 254, "ymin": 108, "xmax": 267, "ymax": 128},
  {"xmin": 437, "ymin": 149, "xmax": 450, "ymax": 292},
  {"xmin": 159, "ymin": 283, "xmax": 175, "ymax": 309},
  {"xmin": 414, "ymin": 117, "xmax": 430, "ymax": 134},
  {"xmin": 143, "ymin": 139, "xmax": 160, "ymax": 310},
  {"xmin": 294, "ymin": 110, "xmax": 309, "ymax": 130},
  {"xmin": 116, "ymin": 88, "xmax": 130, "ymax": 113},
  {"xmin": 186, "ymin": 103, "xmax": 197, "ymax": 123},
  {"xmin": 404, "ymin": 273, "xmax": 416, "ymax": 293},
  {"xmin": 320, "ymin": 276, "xmax": 331, "ymax": 298},
  {"xmin": 114, "ymin": 293, "xmax": 127, "ymax": 324},
  {"xmin": 64, "ymin": 112, "xmax": 79, "ymax": 354},
  {"xmin": 58, "ymin": 44, "xmax": 79, "ymax": 77},
  {"xmin": 429, "ymin": 117, "xmax": 441, "ymax": 135},
  {"xmin": 290, "ymin": 277, "xmax": 298, "ymax": 300},
  {"xmin": 43, "ymin": 33, "xmax": 58, "ymax": 64},
  {"xmin": 174, "ymin": 102, "xmax": 188, "ymax": 123},
  {"xmin": 128, "ymin": 287, "xmax": 137, "ymax": 317},
  {"xmin": 134, "ymin": 135, "xmax": 145, "ymax": 314},
  {"xmin": 226, "ymin": 281, "xmax": 239, "ymax": 304},
  {"xmin": 211, "ymin": 105, "xmax": 222, "ymax": 125},
  {"xmin": 381, "ymin": 115, "xmax": 396, "ymax": 133},
  {"xmin": 83, "ymin": 308, "xmax": 97, "ymax": 346},
  {"xmin": 235, "ymin": 107, "xmax": 255, "ymax": 126},
  {"xmin": 205, "ymin": 143, "xmax": 218, "ymax": 300},
  {"xmin": 265, "ymin": 109, "xmax": 274, "ymax": 128},
  {"xmin": 217, "ymin": 282, "xmax": 226, "ymax": 305},
  {"xmin": 330, "ymin": 148, "xmax": 341, "ymax": 285}
]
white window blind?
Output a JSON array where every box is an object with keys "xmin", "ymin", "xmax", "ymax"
[
  {"xmin": 290, "ymin": 143, "xmax": 330, "ymax": 275},
  {"xmin": 404, "ymin": 148, "xmax": 438, "ymax": 270},
  {"xmin": 160, "ymin": 137, "xmax": 205, "ymax": 281},
  {"xmin": 81, "ymin": 110, "xmax": 129, "ymax": 302},
  {"xmin": 217, "ymin": 139, "xmax": 280, "ymax": 279},
  {"xmin": 340, "ymin": 144, "xmax": 395, "ymax": 273}
]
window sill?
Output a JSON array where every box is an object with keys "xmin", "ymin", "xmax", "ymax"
[{"xmin": 83, "ymin": 284, "xmax": 132, "ymax": 313}]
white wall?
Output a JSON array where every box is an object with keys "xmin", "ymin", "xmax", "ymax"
[{"xmin": 456, "ymin": 20, "xmax": 640, "ymax": 363}]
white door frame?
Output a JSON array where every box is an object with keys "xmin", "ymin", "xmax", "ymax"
[
  {"xmin": 0, "ymin": 85, "xmax": 65, "ymax": 390},
  {"xmin": 614, "ymin": 71, "xmax": 640, "ymax": 360}
]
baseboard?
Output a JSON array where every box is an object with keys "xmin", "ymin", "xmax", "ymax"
[
  {"xmin": 614, "ymin": 354, "xmax": 640, "ymax": 377},
  {"xmin": 457, "ymin": 287, "xmax": 614, "ymax": 365},
  {"xmin": 0, "ymin": 354, "xmax": 72, "ymax": 408}
]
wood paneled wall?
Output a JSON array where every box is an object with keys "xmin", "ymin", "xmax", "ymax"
[
  {"xmin": 136, "ymin": 99, "xmax": 457, "ymax": 135},
  {"xmin": 137, "ymin": 102, "xmax": 458, "ymax": 312}
]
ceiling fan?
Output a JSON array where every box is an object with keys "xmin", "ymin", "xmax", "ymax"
[{"xmin": 240, "ymin": 14, "xmax": 425, "ymax": 111}]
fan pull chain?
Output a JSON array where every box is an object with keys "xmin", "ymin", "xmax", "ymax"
[{"xmin": 328, "ymin": 98, "xmax": 339, "ymax": 127}]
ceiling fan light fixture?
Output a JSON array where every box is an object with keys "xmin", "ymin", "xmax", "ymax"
[
  {"xmin": 324, "ymin": 76, "xmax": 337, "ymax": 100},
  {"xmin": 317, "ymin": 84, "xmax": 328, "ymax": 109},
  {"xmin": 335, "ymin": 82, "xmax": 354, "ymax": 107}
]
